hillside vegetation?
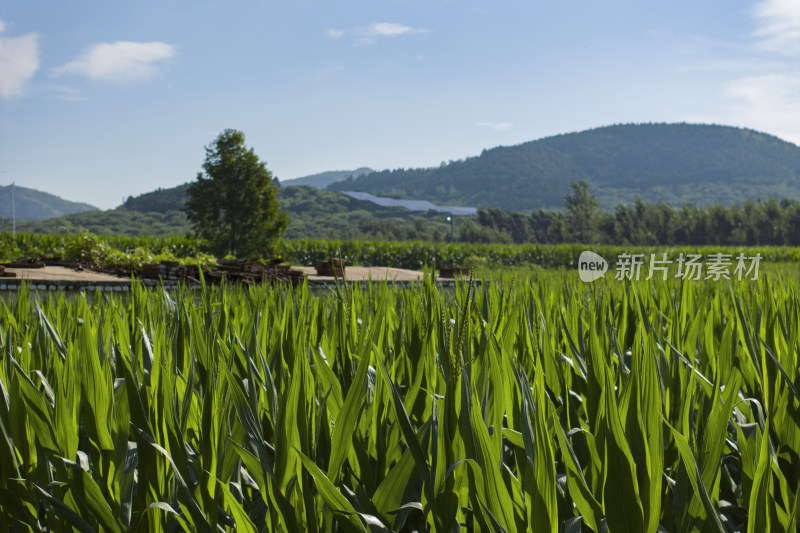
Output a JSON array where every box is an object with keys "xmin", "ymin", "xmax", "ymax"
[
  {"xmin": 279, "ymin": 167, "xmax": 373, "ymax": 188},
  {"xmin": 10, "ymin": 180, "xmax": 800, "ymax": 247},
  {"xmin": 329, "ymin": 123, "xmax": 800, "ymax": 210},
  {"xmin": 8, "ymin": 122, "xmax": 800, "ymax": 242},
  {"xmin": 0, "ymin": 184, "xmax": 97, "ymax": 221},
  {"xmin": 0, "ymin": 184, "xmax": 459, "ymax": 241}
]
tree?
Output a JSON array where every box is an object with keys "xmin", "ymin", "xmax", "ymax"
[
  {"xmin": 185, "ymin": 129, "xmax": 289, "ymax": 259},
  {"xmin": 563, "ymin": 180, "xmax": 598, "ymax": 243}
]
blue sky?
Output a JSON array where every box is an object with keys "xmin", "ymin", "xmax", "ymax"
[{"xmin": 1, "ymin": 0, "xmax": 799, "ymax": 209}]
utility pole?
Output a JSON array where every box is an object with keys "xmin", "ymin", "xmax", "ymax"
[
  {"xmin": 10, "ymin": 182, "xmax": 15, "ymax": 240},
  {"xmin": 447, "ymin": 216, "xmax": 454, "ymax": 242}
]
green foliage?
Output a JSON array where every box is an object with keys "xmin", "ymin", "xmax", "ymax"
[
  {"xmin": 276, "ymin": 239, "xmax": 800, "ymax": 270},
  {"xmin": 18, "ymin": 166, "xmax": 800, "ymax": 248},
  {"xmin": 277, "ymin": 185, "xmax": 456, "ymax": 241},
  {"xmin": 594, "ymin": 196, "xmax": 800, "ymax": 246},
  {"xmin": 0, "ymin": 232, "xmax": 213, "ymax": 270},
  {"xmin": 329, "ymin": 141, "xmax": 579, "ymax": 211},
  {"xmin": 3, "ymin": 183, "xmax": 462, "ymax": 242},
  {"xmin": 123, "ymin": 183, "xmax": 190, "ymax": 213},
  {"xmin": 478, "ymin": 195, "xmax": 800, "ymax": 246},
  {"xmin": 1, "ymin": 270, "xmax": 799, "ymax": 530},
  {"xmin": 456, "ymin": 219, "xmax": 512, "ymax": 243},
  {"xmin": 563, "ymin": 180, "xmax": 598, "ymax": 243},
  {"xmin": 185, "ymin": 129, "xmax": 289, "ymax": 260},
  {"xmin": 477, "ymin": 207, "xmax": 554, "ymax": 243},
  {"xmin": 329, "ymin": 123, "xmax": 800, "ymax": 210},
  {"xmin": 7, "ymin": 232, "xmax": 800, "ymax": 274},
  {"xmin": 0, "ymin": 208, "xmax": 192, "ymax": 236}
]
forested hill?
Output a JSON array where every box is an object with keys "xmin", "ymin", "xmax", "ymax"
[
  {"xmin": 122, "ymin": 184, "xmax": 191, "ymax": 212},
  {"xmin": 280, "ymin": 167, "xmax": 373, "ymax": 189},
  {"xmin": 328, "ymin": 123, "xmax": 800, "ymax": 210},
  {"xmin": 0, "ymin": 184, "xmax": 98, "ymax": 221},
  {"xmin": 4, "ymin": 181, "xmax": 454, "ymax": 239}
]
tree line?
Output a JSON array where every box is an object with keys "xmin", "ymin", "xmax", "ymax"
[{"xmin": 471, "ymin": 181, "xmax": 800, "ymax": 246}]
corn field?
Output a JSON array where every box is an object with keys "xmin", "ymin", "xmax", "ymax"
[
  {"xmin": 5, "ymin": 231, "xmax": 800, "ymax": 271},
  {"xmin": 0, "ymin": 272, "xmax": 798, "ymax": 532}
]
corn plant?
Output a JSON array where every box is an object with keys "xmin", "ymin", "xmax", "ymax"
[{"xmin": 0, "ymin": 270, "xmax": 798, "ymax": 531}]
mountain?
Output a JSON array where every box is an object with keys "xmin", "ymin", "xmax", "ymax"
[
  {"xmin": 280, "ymin": 167, "xmax": 373, "ymax": 189},
  {"xmin": 2, "ymin": 182, "xmax": 458, "ymax": 241},
  {"xmin": 0, "ymin": 184, "xmax": 98, "ymax": 221},
  {"xmin": 10, "ymin": 122, "xmax": 800, "ymax": 236},
  {"xmin": 0, "ymin": 184, "xmax": 194, "ymax": 236},
  {"xmin": 328, "ymin": 123, "xmax": 800, "ymax": 210}
]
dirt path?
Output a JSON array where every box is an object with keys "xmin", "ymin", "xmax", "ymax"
[
  {"xmin": 3, "ymin": 265, "xmax": 433, "ymax": 283},
  {"xmin": 3, "ymin": 266, "xmax": 128, "ymax": 282},
  {"xmin": 297, "ymin": 266, "xmax": 428, "ymax": 282}
]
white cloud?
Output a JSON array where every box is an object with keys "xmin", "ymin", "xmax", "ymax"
[
  {"xmin": 688, "ymin": 1, "xmax": 800, "ymax": 144},
  {"xmin": 479, "ymin": 122, "xmax": 513, "ymax": 132},
  {"xmin": 752, "ymin": 0, "xmax": 800, "ymax": 54},
  {"xmin": 327, "ymin": 29, "xmax": 345, "ymax": 39},
  {"xmin": 353, "ymin": 22, "xmax": 429, "ymax": 45},
  {"xmin": 364, "ymin": 22, "xmax": 427, "ymax": 38},
  {"xmin": 52, "ymin": 41, "xmax": 176, "ymax": 83},
  {"xmin": 0, "ymin": 19, "xmax": 40, "ymax": 99},
  {"xmin": 721, "ymin": 73, "xmax": 800, "ymax": 144}
]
